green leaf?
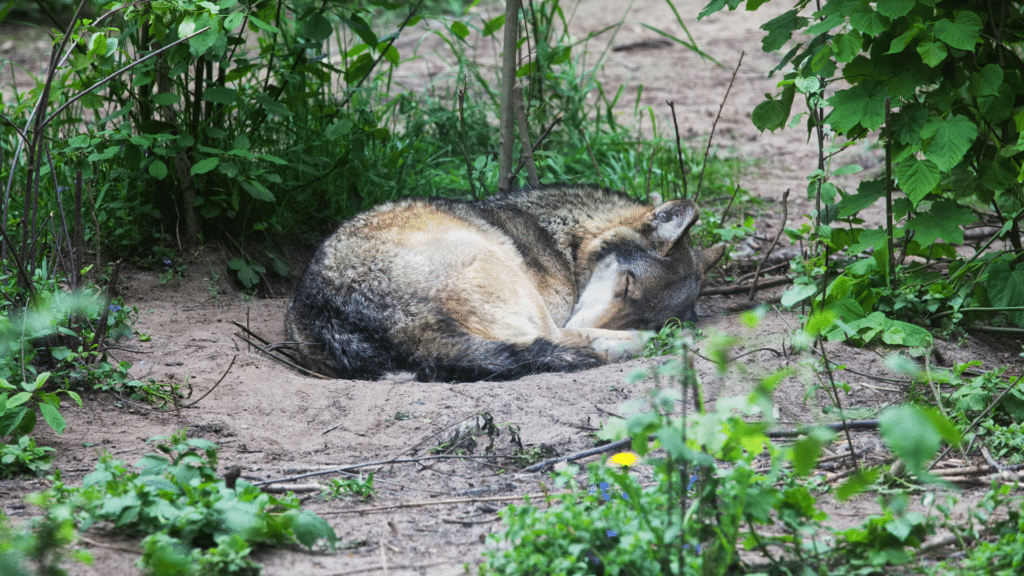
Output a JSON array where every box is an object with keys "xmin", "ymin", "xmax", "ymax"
[
  {"xmin": 934, "ymin": 11, "xmax": 981, "ymax": 51},
  {"xmin": 905, "ymin": 199, "xmax": 975, "ymax": 245},
  {"xmin": 290, "ymin": 510, "xmax": 337, "ymax": 551},
  {"xmin": 876, "ymin": 0, "xmax": 914, "ymax": 19},
  {"xmin": 247, "ymin": 16, "xmax": 280, "ymax": 34},
  {"xmin": 191, "ymin": 157, "xmax": 219, "ymax": 175},
  {"xmin": 254, "ymin": 92, "xmax": 292, "ymax": 117},
  {"xmin": 241, "ymin": 179, "xmax": 275, "ymax": 202},
  {"xmin": 762, "ymin": 10, "xmax": 809, "ymax": 52},
  {"xmin": 986, "ymin": 259, "xmax": 1024, "ymax": 327},
  {"xmin": 483, "ymin": 15, "xmax": 505, "ymax": 36},
  {"xmin": 849, "ymin": 4, "xmax": 890, "ymax": 36},
  {"xmin": 978, "ymin": 84, "xmax": 1014, "ymax": 125},
  {"xmin": 224, "ymin": 11, "xmax": 243, "ymax": 31},
  {"xmin": 451, "ymin": 21, "xmax": 469, "ymax": 40},
  {"xmin": 837, "ymin": 178, "xmax": 886, "ymax": 218},
  {"xmin": 916, "ymin": 41, "xmax": 947, "ymax": 67},
  {"xmin": 832, "ymin": 31, "xmax": 863, "ymax": 63},
  {"xmin": 826, "ymin": 83, "xmax": 887, "ymax": 132},
  {"xmin": 178, "ymin": 18, "xmax": 196, "ymax": 38},
  {"xmin": 921, "ymin": 115, "xmax": 977, "ymax": 172},
  {"xmin": 781, "ymin": 279, "xmax": 819, "ymax": 307},
  {"xmin": 39, "ymin": 403, "xmax": 66, "ymax": 435},
  {"xmin": 970, "ymin": 64, "xmax": 1003, "ymax": 97},
  {"xmin": 152, "ymin": 92, "xmax": 180, "ymax": 106},
  {"xmin": 895, "ymin": 157, "xmax": 940, "ymax": 206},
  {"xmin": 149, "ymin": 159, "xmax": 168, "ymax": 179},
  {"xmin": 752, "ymin": 85, "xmax": 795, "ymax": 132},
  {"xmin": 302, "ymin": 13, "xmax": 332, "ymax": 42},
  {"xmin": 202, "ymin": 86, "xmax": 237, "ymax": 104},
  {"xmin": 891, "ymin": 103, "xmax": 927, "ymax": 146},
  {"xmin": 794, "ymin": 76, "xmax": 819, "ymax": 93},
  {"xmin": 886, "ymin": 27, "xmax": 920, "ymax": 54}
]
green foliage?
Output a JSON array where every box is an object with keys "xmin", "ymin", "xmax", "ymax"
[
  {"xmin": 702, "ymin": 0, "xmax": 1024, "ymax": 340},
  {"xmin": 0, "ymin": 435, "xmax": 56, "ymax": 478},
  {"xmin": 24, "ymin": 430, "xmax": 336, "ymax": 575},
  {"xmin": 318, "ymin": 473, "xmax": 376, "ymax": 502}
]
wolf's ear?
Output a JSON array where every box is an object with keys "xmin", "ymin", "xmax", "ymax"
[
  {"xmin": 643, "ymin": 199, "xmax": 699, "ymax": 256},
  {"xmin": 700, "ymin": 244, "xmax": 726, "ymax": 275}
]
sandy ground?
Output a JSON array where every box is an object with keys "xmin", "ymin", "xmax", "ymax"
[{"xmin": 1, "ymin": 1, "xmax": 1021, "ymax": 574}]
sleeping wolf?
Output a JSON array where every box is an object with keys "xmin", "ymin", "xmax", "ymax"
[{"xmin": 286, "ymin": 184, "xmax": 724, "ymax": 381}]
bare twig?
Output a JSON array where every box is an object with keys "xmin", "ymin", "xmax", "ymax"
[
  {"xmin": 695, "ymin": 51, "xmax": 743, "ymax": 202},
  {"xmin": 750, "ymin": 189, "xmax": 790, "ymax": 300},
  {"xmin": 701, "ymin": 275, "xmax": 792, "ymax": 296},
  {"xmin": 512, "ymin": 81, "xmax": 540, "ymax": 187},
  {"xmin": 181, "ymin": 355, "xmax": 236, "ymax": 408},
  {"xmin": 666, "ymin": 100, "xmax": 688, "ymax": 198}
]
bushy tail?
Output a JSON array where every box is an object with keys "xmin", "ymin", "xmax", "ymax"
[{"xmin": 413, "ymin": 337, "xmax": 606, "ymax": 382}]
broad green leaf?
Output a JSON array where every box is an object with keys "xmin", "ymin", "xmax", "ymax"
[
  {"xmin": 342, "ymin": 14, "xmax": 377, "ymax": 46},
  {"xmin": 886, "ymin": 27, "xmax": 919, "ymax": 54},
  {"xmin": 241, "ymin": 179, "xmax": 274, "ymax": 202},
  {"xmin": 895, "ymin": 157, "xmax": 940, "ymax": 206},
  {"xmin": 190, "ymin": 26, "xmax": 217, "ymax": 56},
  {"xmin": 986, "ymin": 259, "xmax": 1024, "ymax": 327},
  {"xmin": 483, "ymin": 15, "xmax": 505, "ymax": 36},
  {"xmin": 916, "ymin": 41, "xmax": 947, "ymax": 67},
  {"xmin": 826, "ymin": 83, "xmax": 887, "ymax": 131},
  {"xmin": 302, "ymin": 13, "xmax": 332, "ymax": 42},
  {"xmin": 849, "ymin": 4, "xmax": 890, "ymax": 36},
  {"xmin": 39, "ymin": 402, "xmax": 66, "ymax": 435},
  {"xmin": 178, "ymin": 18, "xmax": 196, "ymax": 38},
  {"xmin": 794, "ymin": 76, "xmax": 819, "ymax": 93},
  {"xmin": 202, "ymin": 86, "xmax": 236, "ymax": 104},
  {"xmin": 848, "ymin": 227, "xmax": 889, "ymax": 254},
  {"xmin": 876, "ymin": 0, "xmax": 914, "ymax": 18},
  {"xmin": 978, "ymin": 84, "xmax": 1014, "ymax": 125},
  {"xmin": 934, "ymin": 11, "xmax": 981, "ymax": 51},
  {"xmin": 837, "ymin": 178, "xmax": 886, "ymax": 218},
  {"xmin": 254, "ymin": 92, "xmax": 292, "ymax": 117},
  {"xmin": 291, "ymin": 510, "xmax": 337, "ymax": 551},
  {"xmin": 832, "ymin": 31, "xmax": 862, "ymax": 63},
  {"xmin": 761, "ymin": 10, "xmax": 808, "ymax": 52},
  {"xmin": 224, "ymin": 11, "xmax": 243, "ymax": 31},
  {"xmin": 247, "ymin": 16, "xmax": 280, "ymax": 34},
  {"xmin": 781, "ymin": 279, "xmax": 819, "ymax": 307},
  {"xmin": 921, "ymin": 115, "xmax": 977, "ymax": 172},
  {"xmin": 880, "ymin": 405, "xmax": 942, "ymax": 475},
  {"xmin": 970, "ymin": 64, "xmax": 1003, "ymax": 97},
  {"xmin": 451, "ymin": 21, "xmax": 469, "ymax": 40},
  {"xmin": 191, "ymin": 157, "xmax": 219, "ymax": 175},
  {"xmin": 891, "ymin": 103, "xmax": 927, "ymax": 146},
  {"xmin": 905, "ymin": 199, "xmax": 974, "ymax": 245},
  {"xmin": 805, "ymin": 11, "xmax": 844, "ymax": 36},
  {"xmin": 152, "ymin": 92, "xmax": 180, "ymax": 106},
  {"xmin": 752, "ymin": 85, "xmax": 795, "ymax": 131},
  {"xmin": 149, "ymin": 159, "xmax": 168, "ymax": 179}
]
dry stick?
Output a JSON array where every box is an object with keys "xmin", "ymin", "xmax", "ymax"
[
  {"xmin": 454, "ymin": 85, "xmax": 477, "ymax": 200},
  {"xmin": 181, "ymin": 355, "xmax": 237, "ymax": 408},
  {"xmin": 695, "ymin": 51, "xmax": 744, "ymax": 203},
  {"xmin": 702, "ymin": 275, "xmax": 792, "ymax": 296},
  {"xmin": 42, "ymin": 143, "xmax": 74, "ymax": 284},
  {"xmin": 749, "ymin": 189, "xmax": 790, "ymax": 300},
  {"xmin": 329, "ymin": 561, "xmax": 458, "ymax": 576},
  {"xmin": 89, "ymin": 259, "xmax": 123, "ymax": 355},
  {"xmin": 73, "ymin": 170, "xmax": 83, "ymax": 289},
  {"xmin": 233, "ymin": 331, "xmax": 330, "ymax": 379},
  {"xmin": 736, "ymin": 261, "xmax": 789, "ymax": 284},
  {"xmin": 514, "ymin": 112, "xmax": 563, "ymax": 177},
  {"xmin": 512, "ymin": 81, "xmax": 540, "ymax": 187},
  {"xmin": 818, "ymin": 340, "xmax": 860, "ymax": 472},
  {"xmin": 231, "ymin": 321, "xmax": 299, "ymax": 364},
  {"xmin": 666, "ymin": 100, "xmax": 688, "ymax": 199}
]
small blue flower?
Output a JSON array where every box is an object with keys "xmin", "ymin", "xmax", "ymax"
[{"xmin": 110, "ymin": 304, "xmax": 121, "ymax": 313}]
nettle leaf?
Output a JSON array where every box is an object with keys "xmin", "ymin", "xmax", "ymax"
[
  {"xmin": 826, "ymin": 83, "xmax": 887, "ymax": 132},
  {"xmin": 986, "ymin": 259, "xmax": 1024, "ymax": 327},
  {"xmin": 761, "ymin": 10, "xmax": 809, "ymax": 52},
  {"xmin": 921, "ymin": 115, "xmax": 977, "ymax": 172},
  {"xmin": 895, "ymin": 157, "xmax": 940, "ymax": 206},
  {"xmin": 934, "ymin": 11, "xmax": 981, "ymax": 51},
  {"xmin": 849, "ymin": 4, "xmax": 890, "ymax": 36},
  {"xmin": 876, "ymin": 0, "xmax": 914, "ymax": 19},
  {"xmin": 916, "ymin": 41, "xmax": 947, "ymax": 67},
  {"xmin": 905, "ymin": 199, "xmax": 974, "ymax": 245}
]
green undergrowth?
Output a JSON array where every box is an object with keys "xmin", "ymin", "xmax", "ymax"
[{"xmin": 2, "ymin": 429, "xmax": 336, "ymax": 576}]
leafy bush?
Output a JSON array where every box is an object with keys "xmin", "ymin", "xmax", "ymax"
[{"xmin": 24, "ymin": 430, "xmax": 335, "ymax": 575}]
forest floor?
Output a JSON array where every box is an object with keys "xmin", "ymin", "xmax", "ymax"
[{"xmin": 1, "ymin": 1, "xmax": 1021, "ymax": 575}]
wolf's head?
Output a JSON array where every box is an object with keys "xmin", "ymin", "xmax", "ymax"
[{"xmin": 566, "ymin": 198, "xmax": 725, "ymax": 331}]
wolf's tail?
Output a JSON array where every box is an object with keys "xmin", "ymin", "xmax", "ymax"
[{"xmin": 412, "ymin": 335, "xmax": 606, "ymax": 382}]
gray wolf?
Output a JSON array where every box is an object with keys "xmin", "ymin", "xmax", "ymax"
[{"xmin": 286, "ymin": 184, "xmax": 724, "ymax": 381}]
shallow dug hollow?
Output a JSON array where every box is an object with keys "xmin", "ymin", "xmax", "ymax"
[{"xmin": 1, "ymin": 257, "xmax": 1015, "ymax": 574}]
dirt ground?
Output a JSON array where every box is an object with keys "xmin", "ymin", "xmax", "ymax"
[{"xmin": 2, "ymin": 1, "xmax": 1022, "ymax": 575}]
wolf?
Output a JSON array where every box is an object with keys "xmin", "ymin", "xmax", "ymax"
[{"xmin": 285, "ymin": 184, "xmax": 724, "ymax": 382}]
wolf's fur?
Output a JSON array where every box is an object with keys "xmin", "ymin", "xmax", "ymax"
[{"xmin": 286, "ymin": 184, "xmax": 724, "ymax": 381}]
